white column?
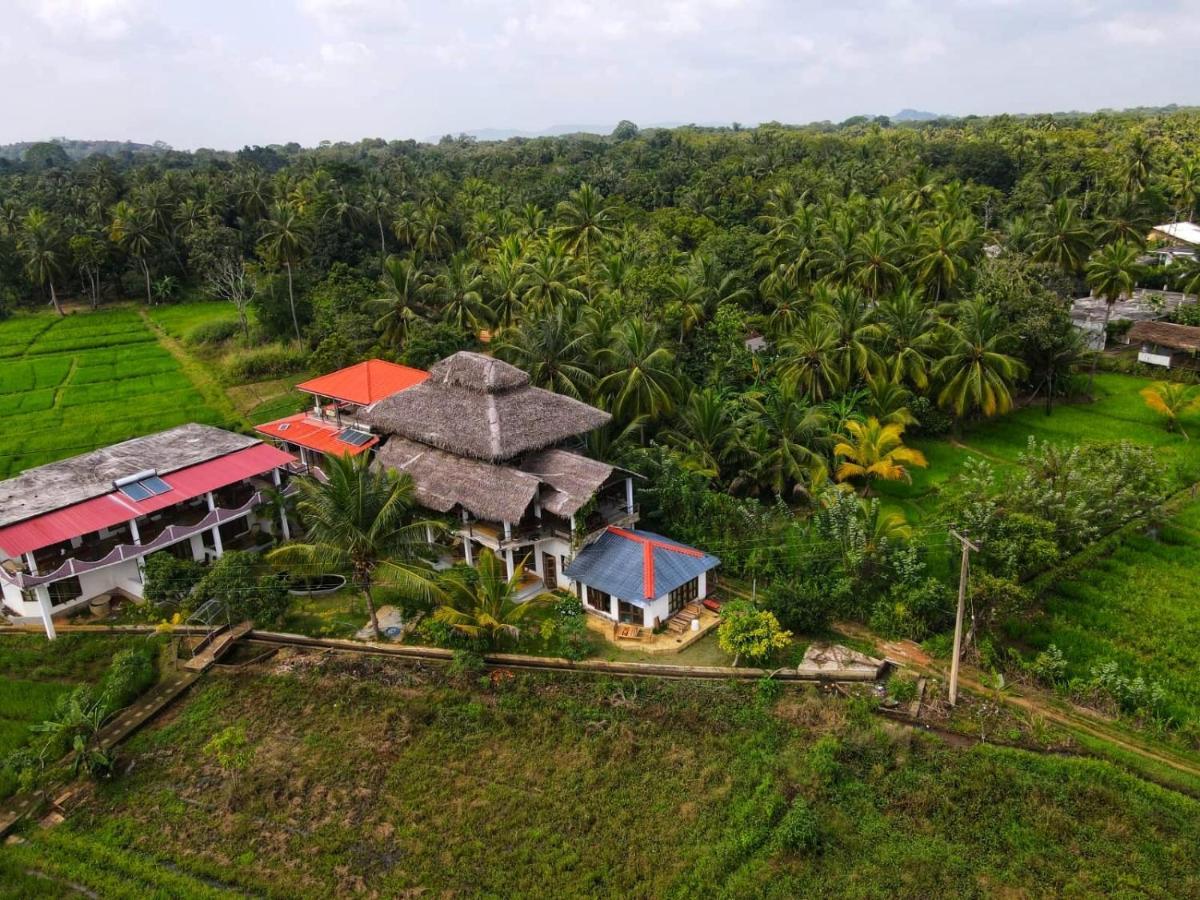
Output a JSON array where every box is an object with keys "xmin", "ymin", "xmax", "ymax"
[
  {"xmin": 505, "ymin": 548, "xmax": 515, "ymax": 582},
  {"xmin": 625, "ymin": 477, "xmax": 635, "ymax": 515},
  {"xmin": 425, "ymin": 525, "xmax": 435, "ymax": 545},
  {"xmin": 533, "ymin": 496, "xmax": 542, "ymax": 519},
  {"xmin": 128, "ymin": 518, "xmax": 146, "ymax": 581},
  {"xmin": 206, "ymin": 491, "xmax": 224, "ymax": 556},
  {"xmin": 35, "ymin": 585, "xmax": 56, "ymax": 640},
  {"xmin": 503, "ymin": 520, "xmax": 512, "ymax": 542},
  {"xmin": 532, "ymin": 546, "xmax": 543, "ymax": 576},
  {"xmin": 699, "ymin": 571, "xmax": 708, "ymax": 598},
  {"xmin": 463, "ymin": 537, "xmax": 474, "ymax": 566},
  {"xmin": 271, "ymin": 469, "xmax": 291, "ymax": 540}
]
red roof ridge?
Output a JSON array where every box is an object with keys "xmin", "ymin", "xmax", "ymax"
[{"xmin": 605, "ymin": 526, "xmax": 705, "ymax": 599}]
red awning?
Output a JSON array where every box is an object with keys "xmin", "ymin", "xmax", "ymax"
[
  {"xmin": 255, "ymin": 414, "xmax": 379, "ymax": 458},
  {"xmin": 0, "ymin": 442, "xmax": 295, "ymax": 557},
  {"xmin": 295, "ymin": 359, "xmax": 428, "ymax": 406}
]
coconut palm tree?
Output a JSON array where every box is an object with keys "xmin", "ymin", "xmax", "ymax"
[
  {"xmin": 1084, "ymin": 239, "xmax": 1140, "ymax": 391},
  {"xmin": 485, "ymin": 237, "xmax": 526, "ymax": 329},
  {"xmin": 776, "ymin": 315, "xmax": 844, "ymax": 401},
  {"xmin": 597, "ymin": 319, "xmax": 681, "ymax": 424},
  {"xmin": 1140, "ymin": 382, "xmax": 1200, "ymax": 438},
  {"xmin": 833, "ymin": 417, "xmax": 928, "ymax": 494},
  {"xmin": 875, "ymin": 285, "xmax": 940, "ymax": 389},
  {"xmin": 933, "ymin": 298, "xmax": 1026, "ymax": 421},
  {"xmin": 852, "ymin": 225, "xmax": 903, "ymax": 299},
  {"xmin": 555, "ymin": 183, "xmax": 618, "ymax": 296},
  {"xmin": 268, "ymin": 453, "xmax": 443, "ymax": 640},
  {"xmin": 109, "ymin": 199, "xmax": 156, "ymax": 305},
  {"xmin": 368, "ymin": 255, "xmax": 429, "ymax": 347},
  {"xmin": 360, "ymin": 181, "xmax": 393, "ymax": 267},
  {"xmin": 736, "ymin": 383, "xmax": 830, "ymax": 498},
  {"xmin": 493, "ymin": 305, "xmax": 596, "ymax": 400},
  {"xmin": 520, "ymin": 238, "xmax": 583, "ymax": 310},
  {"xmin": 1031, "ymin": 198, "xmax": 1093, "ymax": 274},
  {"xmin": 663, "ymin": 387, "xmax": 737, "ymax": 478},
  {"xmin": 431, "ymin": 251, "xmax": 489, "ymax": 332},
  {"xmin": 433, "ymin": 549, "xmax": 552, "ymax": 649},
  {"xmin": 18, "ymin": 208, "xmax": 66, "ymax": 316},
  {"xmin": 258, "ymin": 201, "xmax": 309, "ymax": 341},
  {"xmin": 913, "ymin": 217, "xmax": 974, "ymax": 302},
  {"xmin": 1170, "ymin": 158, "xmax": 1200, "ymax": 222}
]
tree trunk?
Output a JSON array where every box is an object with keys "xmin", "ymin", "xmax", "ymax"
[
  {"xmin": 377, "ymin": 217, "xmax": 387, "ymax": 269},
  {"xmin": 49, "ymin": 278, "xmax": 64, "ymax": 317},
  {"xmin": 286, "ymin": 261, "xmax": 301, "ymax": 342},
  {"xmin": 1087, "ymin": 301, "xmax": 1113, "ymax": 397},
  {"xmin": 141, "ymin": 258, "xmax": 153, "ymax": 306},
  {"xmin": 239, "ymin": 305, "xmax": 250, "ymax": 340},
  {"xmin": 1045, "ymin": 373, "xmax": 1053, "ymax": 416},
  {"xmin": 363, "ymin": 580, "xmax": 381, "ymax": 640}
]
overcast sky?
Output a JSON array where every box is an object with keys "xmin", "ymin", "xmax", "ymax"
[{"xmin": 4, "ymin": 0, "xmax": 1200, "ymax": 150}]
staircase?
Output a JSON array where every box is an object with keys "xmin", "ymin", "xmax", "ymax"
[{"xmin": 666, "ymin": 603, "xmax": 702, "ymax": 635}]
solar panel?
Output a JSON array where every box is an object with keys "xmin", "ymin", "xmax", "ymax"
[
  {"xmin": 141, "ymin": 476, "xmax": 172, "ymax": 496},
  {"xmin": 119, "ymin": 481, "xmax": 153, "ymax": 501},
  {"xmin": 336, "ymin": 428, "xmax": 373, "ymax": 447}
]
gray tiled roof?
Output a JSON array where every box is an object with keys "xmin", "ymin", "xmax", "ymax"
[{"xmin": 564, "ymin": 528, "xmax": 719, "ymax": 602}]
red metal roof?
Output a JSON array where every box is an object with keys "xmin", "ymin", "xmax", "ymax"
[
  {"xmin": 0, "ymin": 442, "xmax": 295, "ymax": 558},
  {"xmin": 255, "ymin": 414, "xmax": 379, "ymax": 458},
  {"xmin": 295, "ymin": 359, "xmax": 428, "ymax": 406}
]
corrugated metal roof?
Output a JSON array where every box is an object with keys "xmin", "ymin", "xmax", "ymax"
[
  {"xmin": 0, "ymin": 443, "xmax": 295, "ymax": 557},
  {"xmin": 256, "ymin": 414, "xmax": 378, "ymax": 457},
  {"xmin": 296, "ymin": 359, "xmax": 428, "ymax": 406},
  {"xmin": 564, "ymin": 527, "xmax": 719, "ymax": 601},
  {"xmin": 1153, "ymin": 222, "xmax": 1200, "ymax": 247}
]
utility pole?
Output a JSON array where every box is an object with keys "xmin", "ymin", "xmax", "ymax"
[{"xmin": 948, "ymin": 530, "xmax": 979, "ymax": 706}]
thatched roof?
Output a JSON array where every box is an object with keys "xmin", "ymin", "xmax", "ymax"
[
  {"xmin": 520, "ymin": 448, "xmax": 615, "ymax": 518},
  {"xmin": 364, "ymin": 351, "xmax": 611, "ymax": 463},
  {"xmin": 0, "ymin": 424, "xmax": 258, "ymax": 529},
  {"xmin": 1127, "ymin": 320, "xmax": 1200, "ymax": 352},
  {"xmin": 375, "ymin": 437, "xmax": 541, "ymax": 524}
]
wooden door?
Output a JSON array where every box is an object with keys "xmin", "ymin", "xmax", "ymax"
[{"xmin": 541, "ymin": 552, "xmax": 558, "ymax": 588}]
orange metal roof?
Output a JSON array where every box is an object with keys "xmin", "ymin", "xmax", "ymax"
[
  {"xmin": 295, "ymin": 360, "xmax": 428, "ymax": 406},
  {"xmin": 255, "ymin": 414, "xmax": 379, "ymax": 458}
]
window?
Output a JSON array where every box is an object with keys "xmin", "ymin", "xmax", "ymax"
[
  {"xmin": 48, "ymin": 576, "xmax": 83, "ymax": 607},
  {"xmin": 668, "ymin": 578, "xmax": 698, "ymax": 615},
  {"xmin": 585, "ymin": 586, "xmax": 610, "ymax": 614}
]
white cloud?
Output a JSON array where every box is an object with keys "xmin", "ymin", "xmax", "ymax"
[
  {"xmin": 319, "ymin": 41, "xmax": 371, "ymax": 64},
  {"xmin": 901, "ymin": 36, "xmax": 946, "ymax": 64},
  {"xmin": 299, "ymin": 0, "xmax": 409, "ymax": 35},
  {"xmin": 28, "ymin": 0, "xmax": 142, "ymax": 40},
  {"xmin": 1102, "ymin": 19, "xmax": 1164, "ymax": 46}
]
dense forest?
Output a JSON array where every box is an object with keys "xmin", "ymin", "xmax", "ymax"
[{"xmin": 3, "ymin": 109, "xmax": 1200, "ymax": 641}]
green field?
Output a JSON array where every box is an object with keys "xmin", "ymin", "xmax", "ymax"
[
  {"xmin": 0, "ymin": 309, "xmax": 229, "ymax": 477},
  {"xmin": 0, "ymin": 634, "xmax": 148, "ymax": 758},
  {"xmin": 4, "ymin": 659, "xmax": 1195, "ymax": 899},
  {"xmin": 1006, "ymin": 498, "xmax": 1200, "ymax": 728},
  {"xmin": 147, "ymin": 300, "xmax": 242, "ymax": 342}
]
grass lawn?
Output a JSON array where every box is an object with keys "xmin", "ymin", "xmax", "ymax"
[
  {"xmin": 0, "ymin": 309, "xmax": 230, "ymax": 477},
  {"xmin": 5, "ymin": 658, "xmax": 1197, "ymax": 898},
  {"xmin": 146, "ymin": 300, "xmax": 242, "ymax": 342},
  {"xmin": 1005, "ymin": 497, "xmax": 1200, "ymax": 729}
]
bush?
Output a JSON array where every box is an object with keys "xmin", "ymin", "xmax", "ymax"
[
  {"xmin": 763, "ymin": 579, "xmax": 834, "ymax": 634},
  {"xmin": 194, "ymin": 551, "xmax": 289, "ymax": 626},
  {"xmin": 185, "ymin": 319, "xmax": 241, "ymax": 346},
  {"xmin": 717, "ymin": 600, "xmax": 792, "ymax": 666},
  {"xmin": 224, "ymin": 345, "xmax": 309, "ymax": 383},
  {"xmin": 773, "ymin": 797, "xmax": 823, "ymax": 853},
  {"xmin": 1028, "ymin": 644, "xmax": 1067, "ymax": 686},
  {"xmin": 534, "ymin": 593, "xmax": 591, "ymax": 661},
  {"xmin": 142, "ymin": 552, "xmax": 204, "ymax": 608}
]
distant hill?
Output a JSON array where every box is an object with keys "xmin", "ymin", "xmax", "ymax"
[
  {"xmin": 426, "ymin": 121, "xmax": 699, "ymax": 143},
  {"xmin": 893, "ymin": 109, "xmax": 943, "ymax": 122},
  {"xmin": 0, "ymin": 138, "xmax": 170, "ymax": 162}
]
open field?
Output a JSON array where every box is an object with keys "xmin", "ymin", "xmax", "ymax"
[
  {"xmin": 0, "ymin": 309, "xmax": 230, "ymax": 477},
  {"xmin": 0, "ymin": 633, "xmax": 149, "ymax": 759},
  {"xmin": 1007, "ymin": 498, "xmax": 1200, "ymax": 728},
  {"xmin": 3, "ymin": 657, "xmax": 1196, "ymax": 898}
]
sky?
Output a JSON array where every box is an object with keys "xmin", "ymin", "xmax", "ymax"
[{"xmin": 3, "ymin": 0, "xmax": 1200, "ymax": 150}]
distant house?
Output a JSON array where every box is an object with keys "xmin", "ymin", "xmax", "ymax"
[
  {"xmin": 1149, "ymin": 221, "xmax": 1200, "ymax": 249},
  {"xmin": 364, "ymin": 351, "xmax": 719, "ymax": 628},
  {"xmin": 255, "ymin": 359, "xmax": 427, "ymax": 476},
  {"xmin": 1126, "ymin": 320, "xmax": 1200, "ymax": 370},
  {"xmin": 744, "ymin": 331, "xmax": 768, "ymax": 353},
  {"xmin": 0, "ymin": 425, "xmax": 295, "ymax": 637}
]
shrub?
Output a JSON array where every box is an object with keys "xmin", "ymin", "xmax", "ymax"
[
  {"xmin": 535, "ymin": 593, "xmax": 591, "ymax": 661},
  {"xmin": 717, "ymin": 600, "xmax": 792, "ymax": 666},
  {"xmin": 185, "ymin": 319, "xmax": 241, "ymax": 346},
  {"xmin": 1028, "ymin": 644, "xmax": 1067, "ymax": 686},
  {"xmin": 194, "ymin": 552, "xmax": 289, "ymax": 626},
  {"xmin": 224, "ymin": 345, "xmax": 309, "ymax": 383},
  {"xmin": 763, "ymin": 579, "xmax": 834, "ymax": 634},
  {"xmin": 774, "ymin": 798, "xmax": 823, "ymax": 853},
  {"xmin": 204, "ymin": 724, "xmax": 252, "ymax": 771},
  {"xmin": 142, "ymin": 552, "xmax": 205, "ymax": 608}
]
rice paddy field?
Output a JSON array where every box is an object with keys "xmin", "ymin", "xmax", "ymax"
[
  {"xmin": 0, "ymin": 309, "xmax": 230, "ymax": 477},
  {"xmin": 3, "ymin": 659, "xmax": 1198, "ymax": 898},
  {"xmin": 1006, "ymin": 498, "xmax": 1200, "ymax": 728}
]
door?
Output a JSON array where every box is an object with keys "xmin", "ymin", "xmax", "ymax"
[{"xmin": 541, "ymin": 552, "xmax": 558, "ymax": 588}]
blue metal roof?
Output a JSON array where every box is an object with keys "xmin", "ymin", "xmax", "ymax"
[{"xmin": 564, "ymin": 528, "xmax": 719, "ymax": 601}]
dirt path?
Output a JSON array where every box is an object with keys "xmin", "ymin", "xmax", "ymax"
[
  {"xmin": 836, "ymin": 621, "xmax": 1200, "ymax": 787},
  {"xmin": 138, "ymin": 311, "xmax": 249, "ymax": 429}
]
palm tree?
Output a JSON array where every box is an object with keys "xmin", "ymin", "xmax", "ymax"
[
  {"xmin": 663, "ymin": 387, "xmax": 737, "ymax": 478},
  {"xmin": 493, "ymin": 305, "xmax": 595, "ymax": 400},
  {"xmin": 1141, "ymin": 382, "xmax": 1200, "ymax": 438},
  {"xmin": 1084, "ymin": 240, "xmax": 1140, "ymax": 391},
  {"xmin": 852, "ymin": 225, "xmax": 903, "ymax": 299},
  {"xmin": 109, "ymin": 199, "xmax": 156, "ymax": 305},
  {"xmin": 1170, "ymin": 158, "xmax": 1200, "ymax": 222},
  {"xmin": 665, "ymin": 272, "xmax": 709, "ymax": 340},
  {"xmin": 519, "ymin": 239, "xmax": 582, "ymax": 309},
  {"xmin": 361, "ymin": 181, "xmax": 393, "ymax": 267},
  {"xmin": 933, "ymin": 298, "xmax": 1026, "ymax": 421},
  {"xmin": 913, "ymin": 218, "xmax": 974, "ymax": 302},
  {"xmin": 735, "ymin": 383, "xmax": 830, "ymax": 498},
  {"xmin": 776, "ymin": 316, "xmax": 844, "ymax": 401},
  {"xmin": 486, "ymin": 236, "xmax": 526, "ymax": 329},
  {"xmin": 413, "ymin": 203, "xmax": 453, "ymax": 258},
  {"xmin": 431, "ymin": 251, "xmax": 489, "ymax": 332},
  {"xmin": 555, "ymin": 183, "xmax": 617, "ymax": 296},
  {"xmin": 18, "ymin": 208, "xmax": 65, "ymax": 316},
  {"xmin": 820, "ymin": 285, "xmax": 883, "ymax": 386},
  {"xmin": 368, "ymin": 255, "xmax": 428, "ymax": 347},
  {"xmin": 268, "ymin": 454, "xmax": 443, "ymax": 640},
  {"xmin": 833, "ymin": 417, "xmax": 928, "ymax": 494},
  {"xmin": 1031, "ymin": 198, "xmax": 1093, "ymax": 274},
  {"xmin": 597, "ymin": 319, "xmax": 681, "ymax": 424},
  {"xmin": 875, "ymin": 285, "xmax": 940, "ymax": 389},
  {"xmin": 258, "ymin": 202, "xmax": 309, "ymax": 341},
  {"xmin": 433, "ymin": 549, "xmax": 551, "ymax": 649}
]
